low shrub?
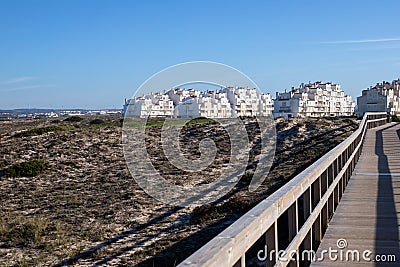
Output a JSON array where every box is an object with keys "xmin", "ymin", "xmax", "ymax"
[
  {"xmin": 190, "ymin": 204, "xmax": 221, "ymax": 224},
  {"xmin": 89, "ymin": 118, "xmax": 105, "ymax": 125},
  {"xmin": 185, "ymin": 117, "xmax": 217, "ymax": 126},
  {"xmin": 392, "ymin": 115, "xmax": 400, "ymax": 122},
  {"xmin": 50, "ymin": 119, "xmax": 61, "ymax": 124},
  {"xmin": 64, "ymin": 116, "xmax": 83, "ymax": 122},
  {"xmin": 241, "ymin": 171, "xmax": 254, "ymax": 183},
  {"xmin": 5, "ymin": 160, "xmax": 48, "ymax": 177}
]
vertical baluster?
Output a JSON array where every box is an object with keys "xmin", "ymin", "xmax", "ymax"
[{"xmin": 266, "ymin": 223, "xmax": 276, "ymax": 267}]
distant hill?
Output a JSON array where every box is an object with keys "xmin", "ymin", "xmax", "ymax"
[{"xmin": 0, "ymin": 109, "xmax": 77, "ymax": 114}]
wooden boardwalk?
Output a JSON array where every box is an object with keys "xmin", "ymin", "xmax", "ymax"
[{"xmin": 311, "ymin": 123, "xmax": 400, "ymax": 266}]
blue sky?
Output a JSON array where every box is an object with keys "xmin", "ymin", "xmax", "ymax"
[{"xmin": 0, "ymin": 0, "xmax": 399, "ymax": 109}]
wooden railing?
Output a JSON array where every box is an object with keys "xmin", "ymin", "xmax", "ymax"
[{"xmin": 179, "ymin": 112, "xmax": 387, "ymax": 267}]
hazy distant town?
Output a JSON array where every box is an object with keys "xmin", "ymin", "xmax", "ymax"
[{"xmin": 0, "ymin": 109, "xmax": 122, "ymax": 120}]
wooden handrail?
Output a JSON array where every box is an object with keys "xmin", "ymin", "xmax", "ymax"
[{"xmin": 179, "ymin": 112, "xmax": 387, "ymax": 267}]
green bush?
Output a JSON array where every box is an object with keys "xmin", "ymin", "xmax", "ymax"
[
  {"xmin": 64, "ymin": 116, "xmax": 83, "ymax": 122},
  {"xmin": 241, "ymin": 171, "xmax": 254, "ymax": 183},
  {"xmin": 392, "ymin": 115, "xmax": 400, "ymax": 122},
  {"xmin": 185, "ymin": 117, "xmax": 216, "ymax": 126},
  {"xmin": 190, "ymin": 204, "xmax": 221, "ymax": 224},
  {"xmin": 5, "ymin": 160, "xmax": 48, "ymax": 177},
  {"xmin": 89, "ymin": 118, "xmax": 105, "ymax": 125}
]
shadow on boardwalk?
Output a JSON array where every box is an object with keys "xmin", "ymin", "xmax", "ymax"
[{"xmin": 374, "ymin": 124, "xmax": 400, "ymax": 266}]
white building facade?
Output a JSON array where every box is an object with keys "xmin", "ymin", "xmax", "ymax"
[
  {"xmin": 123, "ymin": 93, "xmax": 174, "ymax": 118},
  {"xmin": 124, "ymin": 87, "xmax": 274, "ymax": 118},
  {"xmin": 221, "ymin": 87, "xmax": 274, "ymax": 117},
  {"xmin": 177, "ymin": 91, "xmax": 232, "ymax": 118},
  {"xmin": 357, "ymin": 79, "xmax": 400, "ymax": 117},
  {"xmin": 274, "ymin": 82, "xmax": 355, "ymax": 118}
]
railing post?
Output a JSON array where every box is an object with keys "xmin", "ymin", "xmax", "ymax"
[
  {"xmin": 312, "ymin": 178, "xmax": 321, "ymax": 210},
  {"xmin": 300, "ymin": 230, "xmax": 312, "ymax": 266},
  {"xmin": 334, "ymin": 183, "xmax": 340, "ymax": 208},
  {"xmin": 322, "ymin": 203, "xmax": 328, "ymax": 236},
  {"xmin": 288, "ymin": 202, "xmax": 297, "ymax": 241},
  {"xmin": 303, "ymin": 188, "xmax": 311, "ymax": 222},
  {"xmin": 328, "ymin": 194, "xmax": 334, "ymax": 220},
  {"xmin": 321, "ymin": 171, "xmax": 328, "ymax": 196},
  {"xmin": 313, "ymin": 215, "xmax": 322, "ymax": 249},
  {"xmin": 342, "ymin": 151, "xmax": 346, "ymax": 169},
  {"xmin": 347, "ymin": 165, "xmax": 351, "ymax": 184},
  {"xmin": 308, "ymin": 186, "xmax": 313, "ymax": 254},
  {"xmin": 327, "ymin": 165, "xmax": 333, "ymax": 186},
  {"xmin": 266, "ymin": 223, "xmax": 276, "ymax": 267},
  {"xmin": 274, "ymin": 221, "xmax": 279, "ymax": 264}
]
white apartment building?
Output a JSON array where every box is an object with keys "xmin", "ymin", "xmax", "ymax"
[
  {"xmin": 274, "ymin": 82, "xmax": 355, "ymax": 118},
  {"xmin": 259, "ymin": 93, "xmax": 275, "ymax": 116},
  {"xmin": 177, "ymin": 91, "xmax": 232, "ymax": 118},
  {"xmin": 124, "ymin": 87, "xmax": 273, "ymax": 118},
  {"xmin": 123, "ymin": 92, "xmax": 174, "ymax": 118},
  {"xmin": 357, "ymin": 79, "xmax": 400, "ymax": 117},
  {"xmin": 166, "ymin": 88, "xmax": 201, "ymax": 105},
  {"xmin": 221, "ymin": 87, "xmax": 274, "ymax": 117}
]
